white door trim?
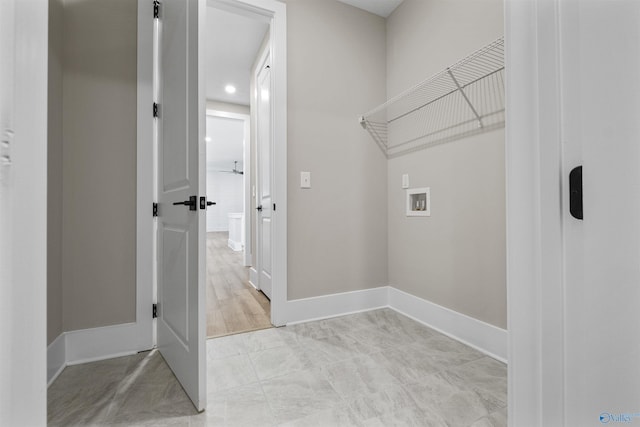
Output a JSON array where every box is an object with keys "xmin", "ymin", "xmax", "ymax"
[
  {"xmin": 135, "ymin": 0, "xmax": 155, "ymax": 351},
  {"xmin": 208, "ymin": 0, "xmax": 287, "ymax": 326},
  {"xmin": 1, "ymin": 0, "xmax": 48, "ymax": 424},
  {"xmin": 505, "ymin": 0, "xmax": 565, "ymax": 425},
  {"xmin": 205, "ymin": 109, "xmax": 252, "ymax": 266}
]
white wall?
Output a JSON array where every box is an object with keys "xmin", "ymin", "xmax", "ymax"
[
  {"xmin": 206, "ymin": 100, "xmax": 250, "ymax": 115},
  {"xmin": 206, "ymin": 113, "xmax": 246, "ymax": 232},
  {"xmin": 386, "ymin": 0, "xmax": 506, "ymax": 328},
  {"xmin": 206, "ymin": 171, "xmax": 244, "ymax": 232}
]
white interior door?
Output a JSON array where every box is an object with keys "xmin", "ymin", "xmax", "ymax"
[
  {"xmin": 256, "ymin": 56, "xmax": 273, "ymax": 299},
  {"xmin": 561, "ymin": 1, "xmax": 640, "ymax": 424},
  {"xmin": 156, "ymin": 0, "xmax": 206, "ymax": 411}
]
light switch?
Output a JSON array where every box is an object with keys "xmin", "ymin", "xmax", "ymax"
[
  {"xmin": 402, "ymin": 174, "xmax": 409, "ymax": 189},
  {"xmin": 300, "ymin": 171, "xmax": 311, "ymax": 189}
]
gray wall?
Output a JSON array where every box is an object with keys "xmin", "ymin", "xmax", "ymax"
[
  {"xmin": 61, "ymin": 0, "xmax": 138, "ymax": 331},
  {"xmin": 47, "ymin": 0, "xmax": 63, "ymax": 345},
  {"xmin": 386, "ymin": 0, "xmax": 506, "ymax": 328},
  {"xmin": 283, "ymin": 0, "xmax": 388, "ymax": 299}
]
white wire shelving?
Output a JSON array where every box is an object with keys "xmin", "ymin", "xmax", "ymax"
[{"xmin": 360, "ymin": 37, "xmax": 505, "ymax": 159}]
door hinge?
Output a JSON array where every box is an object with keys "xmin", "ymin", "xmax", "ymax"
[
  {"xmin": 153, "ymin": 102, "xmax": 159, "ymax": 118},
  {"xmin": 152, "ymin": 202, "xmax": 158, "ymax": 217},
  {"xmin": 153, "ymin": 1, "xmax": 160, "ymax": 19},
  {"xmin": 273, "ymin": 203, "xmax": 276, "ymax": 211},
  {"xmin": 152, "ymin": 303, "xmax": 158, "ymax": 318}
]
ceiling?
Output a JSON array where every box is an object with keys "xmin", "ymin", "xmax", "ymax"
[
  {"xmin": 206, "ymin": 115, "xmax": 244, "ymax": 172},
  {"xmin": 206, "ymin": 7, "xmax": 269, "ymax": 105},
  {"xmin": 336, "ymin": 0, "xmax": 404, "ymax": 17}
]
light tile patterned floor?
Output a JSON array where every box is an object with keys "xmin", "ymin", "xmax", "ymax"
[{"xmin": 48, "ymin": 309, "xmax": 507, "ymax": 426}]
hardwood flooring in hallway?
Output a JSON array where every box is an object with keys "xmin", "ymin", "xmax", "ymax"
[{"xmin": 206, "ymin": 231, "xmax": 272, "ymax": 338}]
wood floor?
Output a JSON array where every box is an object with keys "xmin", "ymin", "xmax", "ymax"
[{"xmin": 206, "ymin": 231, "xmax": 272, "ymax": 338}]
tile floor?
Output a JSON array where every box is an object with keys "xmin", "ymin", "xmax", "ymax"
[{"xmin": 48, "ymin": 309, "xmax": 507, "ymax": 426}]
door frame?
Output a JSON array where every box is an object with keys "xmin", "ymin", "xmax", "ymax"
[
  {"xmin": 205, "ymin": 109, "xmax": 252, "ymax": 267},
  {"xmin": 205, "ymin": 0, "xmax": 287, "ymax": 326},
  {"xmin": 1, "ymin": 0, "xmax": 48, "ymax": 424},
  {"xmin": 505, "ymin": 0, "xmax": 565, "ymax": 425},
  {"xmin": 136, "ymin": 0, "xmax": 156, "ymax": 349}
]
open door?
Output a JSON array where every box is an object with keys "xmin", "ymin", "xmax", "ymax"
[
  {"xmin": 256, "ymin": 54, "xmax": 273, "ymax": 299},
  {"xmin": 156, "ymin": 0, "xmax": 206, "ymax": 411}
]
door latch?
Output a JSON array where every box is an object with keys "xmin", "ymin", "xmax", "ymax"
[
  {"xmin": 200, "ymin": 196, "xmax": 216, "ymax": 210},
  {"xmin": 173, "ymin": 195, "xmax": 197, "ymax": 211}
]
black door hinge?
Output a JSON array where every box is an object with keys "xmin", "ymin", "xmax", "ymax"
[
  {"xmin": 153, "ymin": 103, "xmax": 159, "ymax": 118},
  {"xmin": 153, "ymin": 202, "xmax": 158, "ymax": 217},
  {"xmin": 152, "ymin": 303, "xmax": 158, "ymax": 318},
  {"xmin": 153, "ymin": 1, "xmax": 160, "ymax": 19},
  {"xmin": 273, "ymin": 203, "xmax": 276, "ymax": 211}
]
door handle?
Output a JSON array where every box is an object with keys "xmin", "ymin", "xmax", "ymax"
[
  {"xmin": 256, "ymin": 205, "xmax": 263, "ymax": 212},
  {"xmin": 569, "ymin": 166, "xmax": 583, "ymax": 220},
  {"xmin": 199, "ymin": 196, "xmax": 216, "ymax": 210},
  {"xmin": 173, "ymin": 195, "xmax": 197, "ymax": 211}
]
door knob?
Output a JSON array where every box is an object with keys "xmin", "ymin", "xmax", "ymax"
[
  {"xmin": 256, "ymin": 205, "xmax": 263, "ymax": 212},
  {"xmin": 173, "ymin": 196, "xmax": 197, "ymax": 211}
]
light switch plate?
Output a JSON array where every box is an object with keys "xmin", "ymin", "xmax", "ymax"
[
  {"xmin": 301, "ymin": 171, "xmax": 311, "ymax": 188},
  {"xmin": 402, "ymin": 174, "xmax": 409, "ymax": 189}
]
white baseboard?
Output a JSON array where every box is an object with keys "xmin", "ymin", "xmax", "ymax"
[
  {"xmin": 47, "ymin": 286, "xmax": 507, "ymax": 387},
  {"xmin": 47, "ymin": 333, "xmax": 66, "ymax": 386},
  {"xmin": 285, "ymin": 286, "xmax": 389, "ymax": 325},
  {"xmin": 249, "ymin": 267, "xmax": 258, "ymax": 289},
  {"xmin": 65, "ymin": 322, "xmax": 147, "ymax": 366},
  {"xmin": 388, "ymin": 286, "xmax": 508, "ymax": 363},
  {"xmin": 227, "ymin": 239, "xmax": 243, "ymax": 252}
]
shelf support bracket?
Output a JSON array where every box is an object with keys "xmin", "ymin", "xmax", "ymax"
[{"xmin": 447, "ymin": 68, "xmax": 484, "ymax": 128}]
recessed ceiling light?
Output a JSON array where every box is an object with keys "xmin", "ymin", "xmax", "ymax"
[
  {"xmin": 205, "ymin": 137, "xmax": 212, "ymax": 142},
  {"xmin": 225, "ymin": 84, "xmax": 236, "ymax": 94}
]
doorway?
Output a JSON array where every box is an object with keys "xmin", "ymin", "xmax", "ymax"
[{"xmin": 204, "ymin": 1, "xmax": 273, "ymax": 338}]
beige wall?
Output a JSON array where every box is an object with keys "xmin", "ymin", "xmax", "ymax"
[
  {"xmin": 386, "ymin": 0, "xmax": 506, "ymax": 328},
  {"xmin": 61, "ymin": 0, "xmax": 138, "ymax": 331},
  {"xmin": 47, "ymin": 0, "xmax": 64, "ymax": 345},
  {"xmin": 283, "ymin": 0, "xmax": 388, "ymax": 299}
]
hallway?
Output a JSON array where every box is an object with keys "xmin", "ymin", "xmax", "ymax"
[{"xmin": 207, "ymin": 232, "xmax": 271, "ymax": 338}]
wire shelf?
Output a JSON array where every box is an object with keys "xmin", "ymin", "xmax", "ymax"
[{"xmin": 360, "ymin": 37, "xmax": 504, "ymax": 159}]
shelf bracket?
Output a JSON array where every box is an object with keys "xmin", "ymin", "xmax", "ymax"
[{"xmin": 447, "ymin": 68, "xmax": 484, "ymax": 129}]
